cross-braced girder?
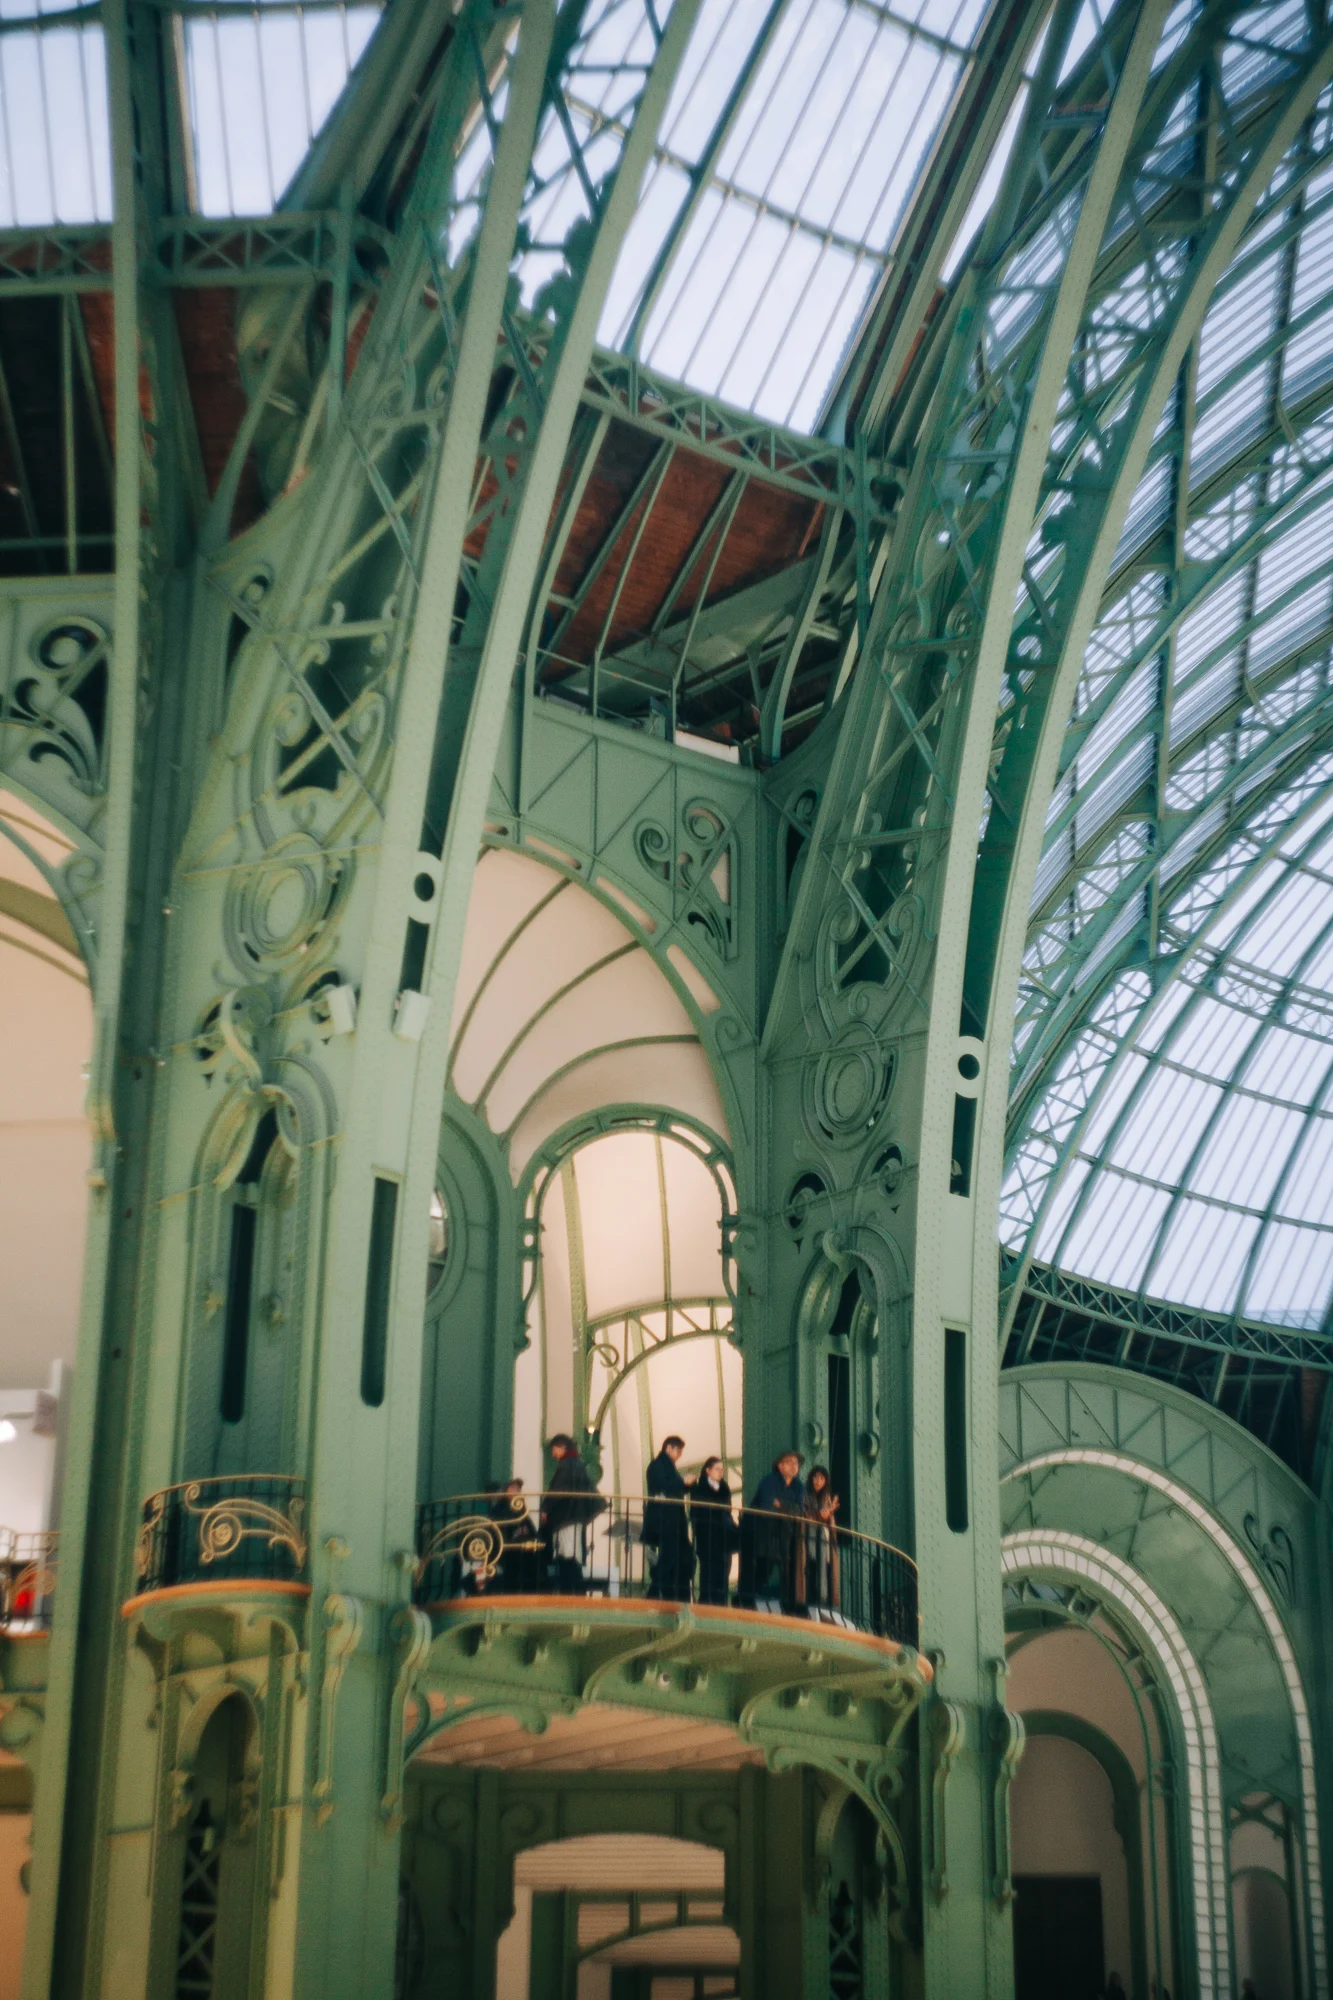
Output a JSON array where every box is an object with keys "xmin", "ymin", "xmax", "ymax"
[{"xmin": 999, "ymin": 22, "xmax": 1333, "ymax": 1352}]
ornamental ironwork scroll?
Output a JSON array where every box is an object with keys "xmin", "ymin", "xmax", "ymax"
[
  {"xmin": 183, "ymin": 1484, "xmax": 307, "ymax": 1570},
  {"xmin": 135, "ymin": 1480, "xmax": 308, "ymax": 1590},
  {"xmin": 415, "ymin": 1512, "xmax": 507, "ymax": 1587}
]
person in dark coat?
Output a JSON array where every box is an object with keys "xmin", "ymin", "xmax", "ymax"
[
  {"xmin": 541, "ymin": 1435, "xmax": 605, "ymax": 1592},
  {"xmin": 688, "ymin": 1457, "xmax": 736, "ymax": 1605},
  {"xmin": 643, "ymin": 1435, "xmax": 691, "ymax": 1599},
  {"xmin": 745, "ymin": 1451, "xmax": 805, "ymax": 1602},
  {"xmin": 491, "ymin": 1477, "xmax": 539, "ymax": 1593}
]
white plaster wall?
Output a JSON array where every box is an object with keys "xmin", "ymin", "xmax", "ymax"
[
  {"xmin": 1011, "ymin": 1732, "xmax": 1133, "ymax": 1987},
  {"xmin": 0, "ymin": 794, "xmax": 91, "ymax": 1395},
  {"xmin": 1008, "ymin": 1625, "xmax": 1147, "ymax": 1776},
  {"xmin": 0, "ymin": 1415, "xmax": 55, "ymax": 1537}
]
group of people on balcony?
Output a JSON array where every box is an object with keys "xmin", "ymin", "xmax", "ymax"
[
  {"xmin": 642, "ymin": 1439, "xmax": 841, "ymax": 1609},
  {"xmin": 463, "ymin": 1438, "xmax": 842, "ymax": 1613}
]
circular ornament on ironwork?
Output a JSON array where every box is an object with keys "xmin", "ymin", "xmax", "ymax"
[
  {"xmin": 869, "ymin": 1142, "xmax": 904, "ymax": 1200},
  {"xmin": 806, "ymin": 1021, "xmax": 895, "ymax": 1145},
  {"xmin": 225, "ymin": 833, "xmax": 343, "ymax": 969},
  {"xmin": 783, "ymin": 1170, "xmax": 829, "ymax": 1237}
]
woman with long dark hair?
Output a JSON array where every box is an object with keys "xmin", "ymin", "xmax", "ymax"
[
  {"xmin": 798, "ymin": 1465, "xmax": 840, "ymax": 1610},
  {"xmin": 687, "ymin": 1456, "xmax": 736, "ymax": 1604}
]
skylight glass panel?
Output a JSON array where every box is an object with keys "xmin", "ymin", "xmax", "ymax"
[
  {"xmin": 1237, "ymin": 868, "xmax": 1331, "ymax": 978},
  {"xmin": 1153, "ymin": 995, "xmax": 1257, "ymax": 1081},
  {"xmin": 1080, "ymin": 1050, "xmax": 1149, "ymax": 1152},
  {"xmin": 1186, "ymin": 1095, "xmax": 1303, "ymax": 1208},
  {"xmin": 1106, "ymin": 1070, "xmax": 1223, "ymax": 1183},
  {"xmin": 1029, "ymin": 1154, "xmax": 1093, "ymax": 1260},
  {"xmin": 185, "ymin": 2, "xmax": 380, "ymax": 216},
  {"xmin": 0, "ymin": 11, "xmax": 110, "ymax": 224},
  {"xmin": 598, "ymin": 0, "xmax": 988, "ymax": 432},
  {"xmin": 1242, "ymin": 1222, "xmax": 1333, "ymax": 1328},
  {"xmin": 1240, "ymin": 1024, "xmax": 1333, "ymax": 1106},
  {"xmin": 1055, "ymin": 1171, "xmax": 1173, "ymax": 1290},
  {"xmin": 1273, "ymin": 1113, "xmax": 1333, "ymax": 1226},
  {"xmin": 1147, "ymin": 1199, "xmax": 1260, "ymax": 1313}
]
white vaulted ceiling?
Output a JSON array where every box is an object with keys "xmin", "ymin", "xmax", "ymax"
[{"xmin": 448, "ymin": 844, "xmax": 728, "ymax": 1178}]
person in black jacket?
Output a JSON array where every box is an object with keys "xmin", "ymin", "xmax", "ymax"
[
  {"xmin": 491, "ymin": 1477, "xmax": 539, "ymax": 1593},
  {"xmin": 643, "ymin": 1435, "xmax": 691, "ymax": 1599},
  {"xmin": 745, "ymin": 1451, "xmax": 805, "ymax": 1603},
  {"xmin": 541, "ymin": 1436, "xmax": 604, "ymax": 1592},
  {"xmin": 688, "ymin": 1457, "xmax": 736, "ymax": 1605}
]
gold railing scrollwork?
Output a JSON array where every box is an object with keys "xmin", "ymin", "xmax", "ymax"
[
  {"xmin": 183, "ymin": 1483, "xmax": 308, "ymax": 1569},
  {"xmin": 415, "ymin": 1513, "xmax": 505, "ymax": 1586},
  {"xmin": 134, "ymin": 1475, "xmax": 309, "ymax": 1593}
]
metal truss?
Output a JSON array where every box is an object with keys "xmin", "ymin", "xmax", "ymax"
[
  {"xmin": 1011, "ymin": 229, "xmax": 1333, "ymax": 1114},
  {"xmin": 770, "ymin": 0, "xmax": 1321, "ymax": 1048},
  {"xmin": 570, "ymin": 340, "xmax": 895, "ymax": 515},
  {"xmin": 0, "ymin": 214, "xmax": 395, "ymax": 294},
  {"xmin": 1003, "ymin": 1254, "xmax": 1321, "ymax": 1478},
  {"xmin": 1006, "ymin": 1251, "xmax": 1333, "ymax": 1374}
]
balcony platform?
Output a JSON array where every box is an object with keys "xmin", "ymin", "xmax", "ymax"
[{"xmin": 412, "ymin": 1590, "xmax": 933, "ymax": 1785}]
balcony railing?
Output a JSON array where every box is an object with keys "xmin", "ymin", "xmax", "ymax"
[
  {"xmin": 415, "ymin": 1492, "xmax": 918, "ymax": 1647},
  {"xmin": 136, "ymin": 1476, "xmax": 308, "ymax": 1595},
  {"xmin": 0, "ymin": 1529, "xmax": 57, "ymax": 1630}
]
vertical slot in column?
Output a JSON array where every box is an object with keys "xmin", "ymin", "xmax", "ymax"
[
  {"xmin": 944, "ymin": 1326, "xmax": 969, "ymax": 1533},
  {"xmin": 361, "ymin": 1175, "xmax": 399, "ymax": 1408}
]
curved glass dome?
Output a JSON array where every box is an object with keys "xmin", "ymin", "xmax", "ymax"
[{"xmin": 1004, "ymin": 79, "xmax": 1333, "ymax": 1333}]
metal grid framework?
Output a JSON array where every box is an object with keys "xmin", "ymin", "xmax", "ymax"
[
  {"xmin": 989, "ymin": 17, "xmax": 1333, "ymax": 1353},
  {"xmin": 8, "ymin": 0, "xmax": 1333, "ymax": 1364},
  {"xmin": 0, "ymin": 0, "xmax": 1011, "ymax": 431},
  {"xmin": 1002, "ymin": 1254, "xmax": 1323, "ymax": 1475}
]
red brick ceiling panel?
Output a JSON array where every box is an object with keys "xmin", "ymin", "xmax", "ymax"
[
  {"xmin": 550, "ymin": 420, "xmax": 663, "ymax": 603},
  {"xmin": 555, "ymin": 420, "xmax": 820, "ymax": 667},
  {"xmin": 173, "ymin": 289, "xmax": 263, "ymax": 530}
]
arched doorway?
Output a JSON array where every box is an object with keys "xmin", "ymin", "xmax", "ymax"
[
  {"xmin": 1002, "ymin": 1545, "xmax": 1216, "ymax": 1998},
  {"xmin": 440, "ymin": 843, "xmax": 738, "ymax": 1502},
  {"xmin": 516, "ymin": 1119, "xmax": 738, "ymax": 1496},
  {"xmin": 169, "ymin": 1695, "xmax": 261, "ymax": 2000},
  {"xmin": 496, "ymin": 1834, "xmax": 736, "ymax": 2000}
]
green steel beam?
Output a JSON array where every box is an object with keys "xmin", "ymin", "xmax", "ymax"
[{"xmin": 1005, "ymin": 1254, "xmax": 1333, "ymax": 1370}]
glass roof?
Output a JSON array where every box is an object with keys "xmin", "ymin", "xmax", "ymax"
[
  {"xmin": 598, "ymin": 0, "xmax": 991, "ymax": 430},
  {"xmin": 0, "ymin": 0, "xmax": 377, "ymax": 223},
  {"xmin": 0, "ymin": 1, "xmax": 110, "ymax": 225},
  {"xmin": 0, "ymin": 0, "xmax": 998, "ymax": 430},
  {"xmin": 1004, "ymin": 82, "xmax": 1333, "ymax": 1332},
  {"xmin": 184, "ymin": 1, "xmax": 379, "ymax": 215}
]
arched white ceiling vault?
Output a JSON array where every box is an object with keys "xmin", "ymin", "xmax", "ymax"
[
  {"xmin": 447, "ymin": 844, "xmax": 729, "ymax": 1179},
  {"xmin": 1004, "ymin": 75, "xmax": 1333, "ymax": 1336},
  {"xmin": 0, "ymin": 791, "xmax": 91, "ymax": 1389},
  {"xmin": 450, "ymin": 846, "xmax": 737, "ymax": 1491}
]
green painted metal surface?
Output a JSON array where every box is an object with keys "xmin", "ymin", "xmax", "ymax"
[{"xmin": 7, "ymin": 0, "xmax": 1333, "ymax": 1996}]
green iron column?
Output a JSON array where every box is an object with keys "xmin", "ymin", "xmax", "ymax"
[
  {"xmin": 25, "ymin": 4, "xmax": 704, "ymax": 1997},
  {"xmin": 752, "ymin": 0, "xmax": 1180, "ymax": 1987}
]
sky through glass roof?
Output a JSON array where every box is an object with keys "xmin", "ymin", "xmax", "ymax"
[
  {"xmin": 599, "ymin": 0, "xmax": 991, "ymax": 429},
  {"xmin": 0, "ymin": 0, "xmax": 110, "ymax": 225},
  {"xmin": 1004, "ymin": 76, "xmax": 1333, "ymax": 1333}
]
